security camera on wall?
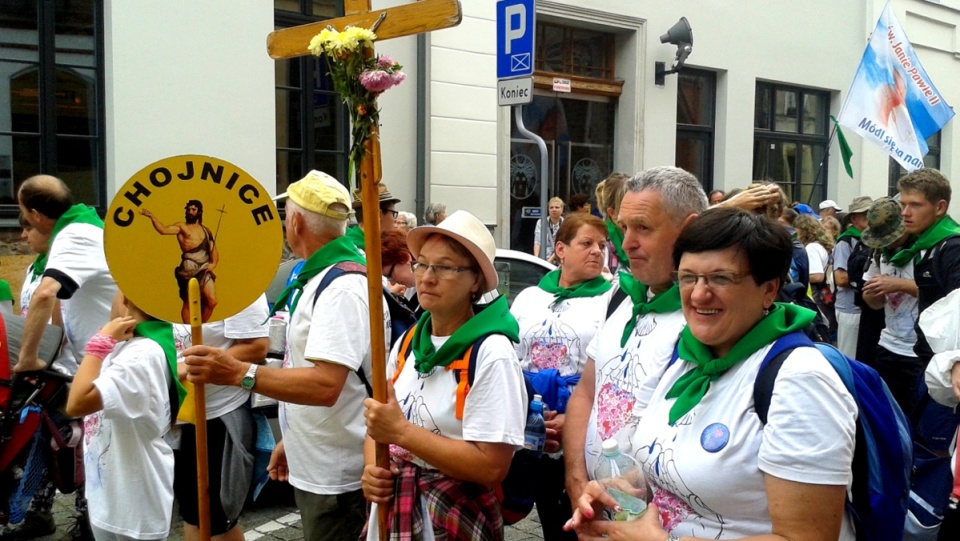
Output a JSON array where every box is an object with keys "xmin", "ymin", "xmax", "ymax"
[{"xmin": 655, "ymin": 17, "xmax": 693, "ymax": 86}]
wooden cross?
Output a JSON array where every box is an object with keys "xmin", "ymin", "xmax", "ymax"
[{"xmin": 267, "ymin": 2, "xmax": 463, "ymax": 539}]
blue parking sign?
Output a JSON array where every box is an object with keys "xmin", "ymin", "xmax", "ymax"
[{"xmin": 497, "ymin": 0, "xmax": 535, "ymax": 79}]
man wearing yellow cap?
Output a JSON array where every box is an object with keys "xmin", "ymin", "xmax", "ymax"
[{"xmin": 182, "ymin": 170, "xmax": 390, "ymax": 541}]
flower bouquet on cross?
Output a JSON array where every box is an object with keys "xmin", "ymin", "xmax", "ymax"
[{"xmin": 308, "ymin": 24, "xmax": 406, "ymax": 189}]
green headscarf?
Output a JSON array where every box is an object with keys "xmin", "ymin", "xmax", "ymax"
[
  {"xmin": 665, "ymin": 303, "xmax": 815, "ymax": 425},
  {"xmin": 618, "ymin": 272, "xmax": 681, "ymax": 347},
  {"xmin": 0, "ymin": 280, "xmax": 12, "ymax": 303},
  {"xmin": 411, "ymin": 295, "xmax": 519, "ymax": 374},
  {"xmin": 269, "ymin": 235, "xmax": 366, "ymax": 316},
  {"xmin": 134, "ymin": 321, "xmax": 185, "ymax": 422},
  {"xmin": 888, "ymin": 215, "xmax": 960, "ymax": 268},
  {"xmin": 537, "ymin": 269, "xmax": 612, "ymax": 307}
]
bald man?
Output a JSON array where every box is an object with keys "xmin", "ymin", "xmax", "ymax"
[{"xmin": 16, "ymin": 175, "xmax": 117, "ymax": 374}]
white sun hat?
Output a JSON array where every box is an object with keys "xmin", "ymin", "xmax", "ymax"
[{"xmin": 406, "ymin": 210, "xmax": 498, "ymax": 290}]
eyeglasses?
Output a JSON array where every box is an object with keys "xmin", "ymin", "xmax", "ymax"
[
  {"xmin": 383, "ymin": 209, "xmax": 399, "ymax": 219},
  {"xmin": 395, "ymin": 219, "xmax": 407, "ymax": 226},
  {"xmin": 673, "ymin": 271, "xmax": 745, "ymax": 290},
  {"xmin": 412, "ymin": 262, "xmax": 476, "ymax": 280}
]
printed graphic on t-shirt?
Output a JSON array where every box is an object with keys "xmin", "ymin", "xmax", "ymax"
[
  {"xmin": 521, "ymin": 313, "xmax": 582, "ymax": 372},
  {"xmin": 83, "ymin": 413, "xmax": 108, "ymax": 491},
  {"xmin": 593, "ymin": 317, "xmax": 658, "ymax": 443},
  {"xmin": 639, "ymin": 423, "xmax": 725, "ymax": 537}
]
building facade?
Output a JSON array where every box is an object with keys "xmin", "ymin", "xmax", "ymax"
[{"xmin": 2, "ymin": 0, "xmax": 958, "ymax": 252}]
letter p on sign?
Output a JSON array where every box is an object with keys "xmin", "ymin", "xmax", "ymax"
[
  {"xmin": 497, "ymin": 0, "xmax": 534, "ymax": 79},
  {"xmin": 504, "ymin": 4, "xmax": 524, "ymax": 54}
]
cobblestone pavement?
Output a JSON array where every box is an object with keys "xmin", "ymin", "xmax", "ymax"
[{"xmin": 42, "ymin": 485, "xmax": 546, "ymax": 540}]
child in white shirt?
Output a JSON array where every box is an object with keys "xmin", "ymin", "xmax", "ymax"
[{"xmin": 67, "ymin": 295, "xmax": 179, "ymax": 540}]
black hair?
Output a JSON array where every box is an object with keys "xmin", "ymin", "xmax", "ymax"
[
  {"xmin": 673, "ymin": 207, "xmax": 792, "ymax": 286},
  {"xmin": 18, "ymin": 178, "xmax": 73, "ymax": 219}
]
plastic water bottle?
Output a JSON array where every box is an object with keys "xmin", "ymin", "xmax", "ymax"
[
  {"xmin": 523, "ymin": 394, "xmax": 546, "ymax": 457},
  {"xmin": 593, "ymin": 438, "xmax": 648, "ymax": 521}
]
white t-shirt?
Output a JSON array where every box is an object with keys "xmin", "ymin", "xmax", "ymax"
[
  {"xmin": 46, "ymin": 223, "xmax": 117, "ymax": 371},
  {"xmin": 173, "ymin": 294, "xmax": 269, "ymax": 419},
  {"xmin": 864, "ymin": 257, "xmax": 918, "ymax": 357},
  {"xmin": 806, "ymin": 242, "xmax": 830, "ymax": 278},
  {"xmin": 511, "ymin": 285, "xmax": 614, "ymax": 379},
  {"xmin": 583, "ymin": 293, "xmax": 687, "ymax": 478},
  {"xmin": 631, "ymin": 344, "xmax": 856, "ymax": 540},
  {"xmin": 21, "ymin": 264, "xmax": 76, "ymax": 375},
  {"xmin": 279, "ymin": 267, "xmax": 390, "ymax": 495},
  {"xmin": 86, "ymin": 337, "xmax": 174, "ymax": 540},
  {"xmin": 365, "ymin": 332, "xmax": 527, "ymax": 541}
]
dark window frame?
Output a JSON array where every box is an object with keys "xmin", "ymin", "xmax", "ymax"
[
  {"xmin": 0, "ymin": 0, "xmax": 107, "ymax": 216},
  {"xmin": 888, "ymin": 132, "xmax": 941, "ymax": 196},
  {"xmin": 274, "ymin": 1, "xmax": 350, "ymax": 207},
  {"xmin": 753, "ymin": 82, "xmax": 830, "ymax": 205},
  {"xmin": 676, "ymin": 68, "xmax": 716, "ymax": 191}
]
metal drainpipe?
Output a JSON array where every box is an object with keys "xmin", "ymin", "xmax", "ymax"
[{"xmin": 415, "ymin": 33, "xmax": 427, "ymax": 224}]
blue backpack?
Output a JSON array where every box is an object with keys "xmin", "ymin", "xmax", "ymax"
[{"xmin": 754, "ymin": 332, "xmax": 913, "ymax": 541}]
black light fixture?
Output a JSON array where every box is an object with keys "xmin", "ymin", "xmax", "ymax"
[{"xmin": 655, "ymin": 17, "xmax": 693, "ymax": 86}]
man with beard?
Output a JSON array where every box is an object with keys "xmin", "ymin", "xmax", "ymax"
[{"xmin": 141, "ymin": 200, "xmax": 219, "ymax": 322}]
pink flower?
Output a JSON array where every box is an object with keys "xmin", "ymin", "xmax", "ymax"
[
  {"xmin": 360, "ymin": 68, "xmax": 406, "ymax": 93},
  {"xmin": 360, "ymin": 70, "xmax": 394, "ymax": 92},
  {"xmin": 377, "ymin": 55, "xmax": 396, "ymax": 69}
]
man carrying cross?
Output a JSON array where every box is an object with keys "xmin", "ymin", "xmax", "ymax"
[{"xmin": 141, "ymin": 200, "xmax": 219, "ymax": 323}]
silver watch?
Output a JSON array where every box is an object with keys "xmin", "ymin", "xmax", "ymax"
[
  {"xmin": 240, "ymin": 363, "xmax": 258, "ymax": 391},
  {"xmin": 665, "ymin": 532, "xmax": 680, "ymax": 541}
]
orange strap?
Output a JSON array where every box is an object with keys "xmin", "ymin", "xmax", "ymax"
[
  {"xmin": 393, "ymin": 325, "xmax": 417, "ymax": 385},
  {"xmin": 393, "ymin": 323, "xmax": 474, "ymax": 420}
]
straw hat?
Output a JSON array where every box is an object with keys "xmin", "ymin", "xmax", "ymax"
[
  {"xmin": 352, "ymin": 182, "xmax": 401, "ymax": 209},
  {"xmin": 847, "ymin": 196, "xmax": 873, "ymax": 214},
  {"xmin": 273, "ymin": 170, "xmax": 352, "ymax": 220},
  {"xmin": 406, "ymin": 210, "xmax": 498, "ymax": 290}
]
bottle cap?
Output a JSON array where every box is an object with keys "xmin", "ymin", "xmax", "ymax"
[
  {"xmin": 533, "ymin": 394, "xmax": 542, "ymax": 402},
  {"xmin": 601, "ymin": 438, "xmax": 621, "ymax": 457}
]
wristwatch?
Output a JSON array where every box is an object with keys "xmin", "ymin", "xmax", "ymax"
[
  {"xmin": 665, "ymin": 532, "xmax": 680, "ymax": 541},
  {"xmin": 240, "ymin": 363, "xmax": 258, "ymax": 391}
]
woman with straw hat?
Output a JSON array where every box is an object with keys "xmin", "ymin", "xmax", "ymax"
[{"xmin": 362, "ymin": 210, "xmax": 527, "ymax": 540}]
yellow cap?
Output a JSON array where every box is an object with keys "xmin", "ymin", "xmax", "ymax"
[{"xmin": 274, "ymin": 170, "xmax": 353, "ymax": 220}]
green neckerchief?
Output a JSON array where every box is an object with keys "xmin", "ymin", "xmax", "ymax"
[
  {"xmin": 888, "ymin": 215, "xmax": 960, "ymax": 268},
  {"xmin": 134, "ymin": 321, "xmax": 185, "ymax": 421},
  {"xmin": 836, "ymin": 225, "xmax": 862, "ymax": 242},
  {"xmin": 665, "ymin": 303, "xmax": 815, "ymax": 425},
  {"xmin": 0, "ymin": 280, "xmax": 12, "ymax": 302},
  {"xmin": 33, "ymin": 204, "xmax": 103, "ymax": 278},
  {"xmin": 345, "ymin": 225, "xmax": 365, "ymax": 250},
  {"xmin": 538, "ymin": 269, "xmax": 612, "ymax": 307},
  {"xmin": 605, "ymin": 218, "xmax": 629, "ymax": 271},
  {"xmin": 270, "ymin": 235, "xmax": 366, "ymax": 316},
  {"xmin": 30, "ymin": 253, "xmax": 48, "ymax": 280},
  {"xmin": 411, "ymin": 295, "xmax": 520, "ymax": 374},
  {"xmin": 618, "ymin": 272, "xmax": 681, "ymax": 347}
]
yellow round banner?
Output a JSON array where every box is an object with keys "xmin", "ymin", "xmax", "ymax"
[{"xmin": 105, "ymin": 155, "xmax": 283, "ymax": 323}]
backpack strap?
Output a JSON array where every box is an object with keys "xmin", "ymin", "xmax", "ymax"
[
  {"xmin": 606, "ymin": 287, "xmax": 628, "ymax": 320},
  {"xmin": 447, "ymin": 335, "xmax": 492, "ymax": 421},
  {"xmin": 311, "ymin": 261, "xmax": 367, "ymax": 308},
  {"xmin": 753, "ymin": 331, "xmax": 816, "ymax": 424},
  {"xmin": 392, "ymin": 325, "xmax": 418, "ymax": 385},
  {"xmin": 309, "ymin": 260, "xmax": 370, "ymax": 395}
]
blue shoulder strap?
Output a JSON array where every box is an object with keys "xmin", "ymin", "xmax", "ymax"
[
  {"xmin": 752, "ymin": 331, "xmax": 816, "ymax": 424},
  {"xmin": 309, "ymin": 261, "xmax": 370, "ymax": 395}
]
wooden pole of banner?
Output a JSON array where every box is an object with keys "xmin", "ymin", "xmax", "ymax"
[
  {"xmin": 267, "ymin": 2, "xmax": 463, "ymax": 539},
  {"xmin": 188, "ymin": 278, "xmax": 211, "ymax": 541}
]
